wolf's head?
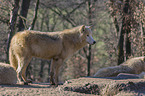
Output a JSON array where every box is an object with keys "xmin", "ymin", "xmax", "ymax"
[{"xmin": 79, "ymin": 25, "xmax": 96, "ymax": 45}]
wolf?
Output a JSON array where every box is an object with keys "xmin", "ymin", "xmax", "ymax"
[
  {"xmin": 94, "ymin": 57, "xmax": 145, "ymax": 77},
  {"xmin": 9, "ymin": 25, "xmax": 96, "ymax": 85},
  {"xmin": 0, "ymin": 62, "xmax": 17, "ymax": 84}
]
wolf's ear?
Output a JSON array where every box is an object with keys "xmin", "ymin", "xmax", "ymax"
[{"xmin": 80, "ymin": 25, "xmax": 85, "ymax": 32}]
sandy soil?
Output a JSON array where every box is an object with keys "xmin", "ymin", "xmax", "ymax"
[{"xmin": 0, "ymin": 77, "xmax": 145, "ymax": 96}]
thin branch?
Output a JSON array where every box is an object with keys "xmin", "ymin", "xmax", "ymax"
[
  {"xmin": 40, "ymin": 1, "xmax": 85, "ymax": 27},
  {"xmin": 29, "ymin": 0, "xmax": 39, "ymax": 30},
  {"xmin": 18, "ymin": 14, "xmax": 28, "ymax": 29},
  {"xmin": 49, "ymin": 7, "xmax": 76, "ymax": 27},
  {"xmin": 69, "ymin": 1, "xmax": 86, "ymax": 15}
]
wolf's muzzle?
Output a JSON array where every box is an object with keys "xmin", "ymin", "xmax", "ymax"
[{"xmin": 93, "ymin": 41, "xmax": 96, "ymax": 45}]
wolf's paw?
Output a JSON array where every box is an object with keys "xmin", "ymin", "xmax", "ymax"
[
  {"xmin": 17, "ymin": 81, "xmax": 26, "ymax": 85},
  {"xmin": 24, "ymin": 82, "xmax": 28, "ymax": 85}
]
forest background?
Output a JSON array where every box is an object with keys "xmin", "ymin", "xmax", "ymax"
[{"xmin": 0, "ymin": 0, "xmax": 145, "ymax": 83}]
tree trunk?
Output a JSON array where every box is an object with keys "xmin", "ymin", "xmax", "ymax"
[
  {"xmin": 124, "ymin": 0, "xmax": 131, "ymax": 60},
  {"xmin": 87, "ymin": 45, "xmax": 92, "ymax": 76},
  {"xmin": 47, "ymin": 61, "xmax": 51, "ymax": 82},
  {"xmin": 18, "ymin": 0, "xmax": 31, "ymax": 31},
  {"xmin": 86, "ymin": 0, "xmax": 93, "ymax": 76},
  {"xmin": 6, "ymin": 0, "xmax": 20, "ymax": 63},
  {"xmin": 117, "ymin": 18, "xmax": 125, "ymax": 65},
  {"xmin": 125, "ymin": 26, "xmax": 131, "ymax": 60},
  {"xmin": 141, "ymin": 21, "xmax": 145, "ymax": 56},
  {"xmin": 29, "ymin": 0, "xmax": 39, "ymax": 30},
  {"xmin": 39, "ymin": 60, "xmax": 45, "ymax": 82},
  {"xmin": 117, "ymin": 0, "xmax": 131, "ymax": 65}
]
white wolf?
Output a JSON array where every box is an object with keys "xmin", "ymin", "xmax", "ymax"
[{"xmin": 9, "ymin": 25, "xmax": 96, "ymax": 85}]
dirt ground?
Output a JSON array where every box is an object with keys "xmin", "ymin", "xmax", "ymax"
[{"xmin": 0, "ymin": 76, "xmax": 145, "ymax": 96}]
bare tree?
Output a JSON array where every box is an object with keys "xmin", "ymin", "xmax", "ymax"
[
  {"xmin": 29, "ymin": 0, "xmax": 39, "ymax": 30},
  {"xmin": 6, "ymin": 0, "xmax": 20, "ymax": 63},
  {"xmin": 108, "ymin": 0, "xmax": 137, "ymax": 65},
  {"xmin": 18, "ymin": 0, "xmax": 31, "ymax": 31}
]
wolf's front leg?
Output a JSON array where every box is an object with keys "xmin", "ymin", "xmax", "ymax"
[
  {"xmin": 50, "ymin": 58, "xmax": 63, "ymax": 86},
  {"xmin": 54, "ymin": 66, "xmax": 61, "ymax": 86},
  {"xmin": 50, "ymin": 59, "xmax": 55, "ymax": 85},
  {"xmin": 54, "ymin": 58, "xmax": 63, "ymax": 86},
  {"xmin": 50, "ymin": 72, "xmax": 55, "ymax": 85}
]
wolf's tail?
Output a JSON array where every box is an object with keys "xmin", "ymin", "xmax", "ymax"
[{"xmin": 9, "ymin": 46, "xmax": 18, "ymax": 70}]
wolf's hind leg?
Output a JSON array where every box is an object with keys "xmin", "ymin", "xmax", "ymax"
[
  {"xmin": 17, "ymin": 56, "xmax": 32, "ymax": 84},
  {"xmin": 21, "ymin": 57, "xmax": 32, "ymax": 84}
]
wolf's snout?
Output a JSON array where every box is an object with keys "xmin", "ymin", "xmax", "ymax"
[{"xmin": 93, "ymin": 41, "xmax": 96, "ymax": 44}]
